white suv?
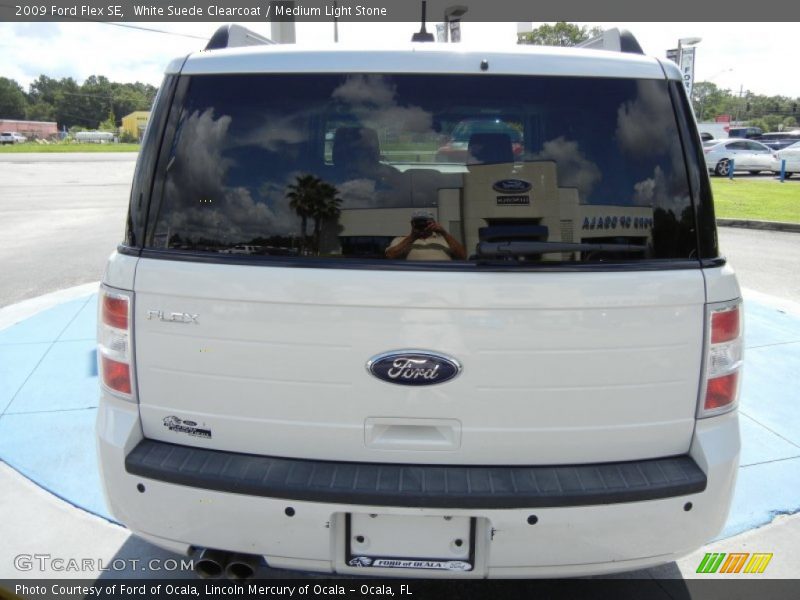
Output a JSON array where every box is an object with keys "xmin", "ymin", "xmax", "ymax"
[{"xmin": 96, "ymin": 27, "xmax": 742, "ymax": 579}]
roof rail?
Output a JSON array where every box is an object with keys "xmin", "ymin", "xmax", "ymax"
[
  {"xmin": 205, "ymin": 24, "xmax": 275, "ymax": 50},
  {"xmin": 577, "ymin": 28, "xmax": 644, "ymax": 55}
]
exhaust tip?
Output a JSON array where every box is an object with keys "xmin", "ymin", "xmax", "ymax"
[
  {"xmin": 225, "ymin": 553, "xmax": 261, "ymax": 581},
  {"xmin": 194, "ymin": 549, "xmax": 230, "ymax": 579}
]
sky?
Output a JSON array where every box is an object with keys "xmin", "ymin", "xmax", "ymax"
[{"xmin": 0, "ymin": 21, "xmax": 797, "ymax": 99}]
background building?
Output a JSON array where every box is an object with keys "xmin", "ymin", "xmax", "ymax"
[
  {"xmin": 120, "ymin": 111, "xmax": 150, "ymax": 141},
  {"xmin": 0, "ymin": 119, "xmax": 58, "ymax": 139}
]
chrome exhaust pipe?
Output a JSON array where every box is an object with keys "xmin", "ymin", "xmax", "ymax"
[
  {"xmin": 225, "ymin": 553, "xmax": 261, "ymax": 580},
  {"xmin": 194, "ymin": 548, "xmax": 231, "ymax": 579}
]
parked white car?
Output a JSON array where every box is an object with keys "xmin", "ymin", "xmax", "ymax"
[
  {"xmin": 0, "ymin": 132, "xmax": 26, "ymax": 144},
  {"xmin": 703, "ymin": 139, "xmax": 776, "ymax": 176},
  {"xmin": 770, "ymin": 141, "xmax": 800, "ymax": 178}
]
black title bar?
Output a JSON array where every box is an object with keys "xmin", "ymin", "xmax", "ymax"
[{"xmin": 2, "ymin": 0, "xmax": 799, "ymax": 22}]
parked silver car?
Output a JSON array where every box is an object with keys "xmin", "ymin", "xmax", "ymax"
[{"xmin": 703, "ymin": 139, "xmax": 776, "ymax": 176}]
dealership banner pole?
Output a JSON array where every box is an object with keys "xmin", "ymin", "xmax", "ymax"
[{"xmin": 679, "ymin": 46, "xmax": 696, "ymax": 98}]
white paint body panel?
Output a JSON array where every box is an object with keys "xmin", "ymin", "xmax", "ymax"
[
  {"xmin": 95, "ymin": 39, "xmax": 743, "ymax": 574},
  {"xmin": 181, "ymin": 45, "xmax": 673, "ymax": 80},
  {"xmin": 97, "ymin": 394, "xmax": 739, "ymax": 577},
  {"xmin": 704, "ymin": 262, "xmax": 742, "ymax": 304},
  {"xmin": 771, "ymin": 142, "xmax": 800, "ymax": 173},
  {"xmin": 132, "ymin": 259, "xmax": 706, "ymax": 465},
  {"xmin": 101, "ymin": 250, "xmax": 138, "ymax": 292}
]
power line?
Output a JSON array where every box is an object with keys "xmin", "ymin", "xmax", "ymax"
[
  {"xmin": 59, "ymin": 91, "xmax": 115, "ymax": 98},
  {"xmin": 95, "ymin": 21, "xmax": 207, "ymax": 40}
]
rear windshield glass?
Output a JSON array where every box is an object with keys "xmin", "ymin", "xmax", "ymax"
[{"xmin": 146, "ymin": 74, "xmax": 697, "ymax": 265}]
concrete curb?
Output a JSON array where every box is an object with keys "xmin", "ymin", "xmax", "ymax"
[{"xmin": 717, "ymin": 219, "xmax": 800, "ymax": 233}]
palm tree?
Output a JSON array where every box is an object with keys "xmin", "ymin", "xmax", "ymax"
[
  {"xmin": 310, "ymin": 182, "xmax": 341, "ymax": 255},
  {"xmin": 286, "ymin": 174, "xmax": 319, "ymax": 253}
]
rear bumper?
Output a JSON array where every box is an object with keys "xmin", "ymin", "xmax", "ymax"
[
  {"xmin": 126, "ymin": 439, "xmax": 707, "ymax": 509},
  {"xmin": 97, "ymin": 393, "xmax": 740, "ymax": 578}
]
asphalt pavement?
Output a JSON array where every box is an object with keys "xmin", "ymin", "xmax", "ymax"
[
  {"xmin": 718, "ymin": 227, "xmax": 800, "ymax": 302},
  {"xmin": 0, "ymin": 153, "xmax": 134, "ymax": 307}
]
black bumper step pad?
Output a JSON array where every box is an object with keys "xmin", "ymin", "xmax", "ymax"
[{"xmin": 126, "ymin": 438, "xmax": 707, "ymax": 509}]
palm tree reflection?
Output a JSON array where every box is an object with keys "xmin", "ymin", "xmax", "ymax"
[{"xmin": 286, "ymin": 175, "xmax": 341, "ymax": 255}]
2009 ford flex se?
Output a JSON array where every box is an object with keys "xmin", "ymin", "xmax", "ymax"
[{"xmin": 96, "ymin": 29, "xmax": 742, "ymax": 578}]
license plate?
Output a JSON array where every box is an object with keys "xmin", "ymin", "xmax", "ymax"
[{"xmin": 345, "ymin": 513, "xmax": 475, "ymax": 572}]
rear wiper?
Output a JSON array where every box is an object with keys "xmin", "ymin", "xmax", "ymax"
[{"xmin": 476, "ymin": 240, "xmax": 647, "ymax": 258}]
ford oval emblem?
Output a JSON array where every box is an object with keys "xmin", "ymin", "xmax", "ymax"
[
  {"xmin": 492, "ymin": 179, "xmax": 532, "ymax": 194},
  {"xmin": 367, "ymin": 351, "xmax": 461, "ymax": 386}
]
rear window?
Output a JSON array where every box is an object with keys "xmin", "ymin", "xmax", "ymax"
[{"xmin": 145, "ymin": 73, "xmax": 698, "ymax": 265}]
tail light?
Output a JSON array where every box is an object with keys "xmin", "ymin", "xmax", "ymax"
[
  {"xmin": 98, "ymin": 285, "xmax": 135, "ymax": 399},
  {"xmin": 698, "ymin": 299, "xmax": 743, "ymax": 418}
]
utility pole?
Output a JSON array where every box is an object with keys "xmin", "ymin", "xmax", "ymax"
[{"xmin": 734, "ymin": 84, "xmax": 744, "ymax": 124}]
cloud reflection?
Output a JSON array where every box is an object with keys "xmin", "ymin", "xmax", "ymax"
[{"xmin": 532, "ymin": 136, "xmax": 602, "ymax": 201}]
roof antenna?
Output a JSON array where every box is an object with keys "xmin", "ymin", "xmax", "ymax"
[{"xmin": 411, "ymin": 1, "xmax": 435, "ymax": 42}]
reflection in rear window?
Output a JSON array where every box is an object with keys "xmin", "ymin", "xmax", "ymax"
[{"xmin": 147, "ymin": 74, "xmax": 697, "ymax": 264}]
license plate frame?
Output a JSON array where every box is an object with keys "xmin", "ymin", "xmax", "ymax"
[{"xmin": 344, "ymin": 513, "xmax": 476, "ymax": 573}]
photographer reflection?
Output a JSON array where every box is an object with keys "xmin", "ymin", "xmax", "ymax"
[{"xmin": 385, "ymin": 210, "xmax": 467, "ymax": 261}]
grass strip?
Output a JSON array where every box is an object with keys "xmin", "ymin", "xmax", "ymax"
[{"xmin": 711, "ymin": 178, "xmax": 800, "ymax": 224}]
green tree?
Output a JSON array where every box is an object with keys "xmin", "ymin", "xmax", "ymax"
[
  {"xmin": 26, "ymin": 101, "xmax": 55, "ymax": 122},
  {"xmin": 110, "ymin": 82, "xmax": 157, "ymax": 120},
  {"xmin": 690, "ymin": 82, "xmax": 800, "ymax": 132},
  {"xmin": 692, "ymin": 82, "xmax": 730, "ymax": 121},
  {"xmin": 27, "ymin": 75, "xmax": 80, "ymax": 127},
  {"xmin": 100, "ymin": 110, "xmax": 117, "ymax": 132},
  {"xmin": 287, "ymin": 174, "xmax": 320, "ymax": 253},
  {"xmin": 762, "ymin": 114, "xmax": 784, "ymax": 131},
  {"xmin": 26, "ymin": 74, "xmax": 157, "ymax": 129},
  {"xmin": 518, "ymin": 22, "xmax": 603, "ymax": 46},
  {"xmin": 0, "ymin": 77, "xmax": 27, "ymax": 119},
  {"xmin": 119, "ymin": 130, "xmax": 138, "ymax": 143},
  {"xmin": 310, "ymin": 182, "xmax": 341, "ymax": 255},
  {"xmin": 58, "ymin": 79, "xmax": 84, "ymax": 126},
  {"xmin": 287, "ymin": 175, "xmax": 342, "ymax": 255},
  {"xmin": 79, "ymin": 75, "xmax": 114, "ymax": 129},
  {"xmin": 28, "ymin": 75, "xmax": 61, "ymax": 105}
]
